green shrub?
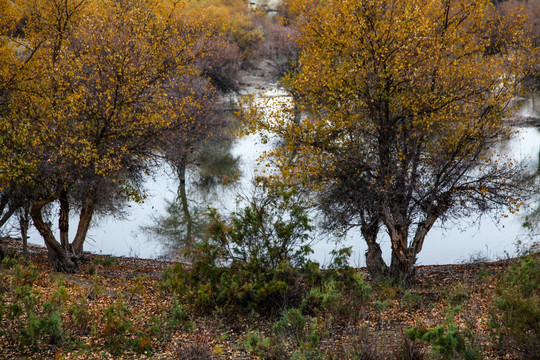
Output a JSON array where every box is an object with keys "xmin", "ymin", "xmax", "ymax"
[
  {"xmin": 490, "ymin": 252, "xmax": 540, "ymax": 359},
  {"xmin": 245, "ymin": 329, "xmax": 288, "ymax": 360},
  {"xmin": 86, "ymin": 263, "xmax": 96, "ymax": 275},
  {"xmin": 272, "ymin": 308, "xmax": 324, "ymax": 359},
  {"xmin": 273, "ymin": 308, "xmax": 307, "ymax": 344},
  {"xmin": 148, "ymin": 296, "xmax": 194, "ymax": 346},
  {"xmin": 447, "ymin": 284, "xmax": 470, "ymax": 306},
  {"xmin": 307, "ymin": 281, "xmax": 342, "ymax": 315},
  {"xmin": 349, "ymin": 271, "xmax": 373, "ymax": 306},
  {"xmin": 406, "ymin": 325, "xmax": 482, "ymax": 360},
  {"xmin": 163, "ymin": 180, "xmax": 316, "ymax": 315},
  {"xmin": 374, "ymin": 300, "xmax": 392, "ymax": 312},
  {"xmin": 326, "ymin": 247, "xmax": 355, "ymax": 275},
  {"xmin": 67, "ymin": 299, "xmax": 91, "ymax": 336},
  {"xmin": 301, "ymin": 267, "xmax": 372, "ymax": 321},
  {"xmin": 21, "ymin": 310, "xmax": 63, "ymax": 348},
  {"xmin": 402, "ymin": 290, "xmax": 423, "ymax": 311},
  {"xmin": 2, "ymin": 261, "xmax": 69, "ymax": 350},
  {"xmin": 168, "ymin": 297, "xmax": 194, "ymax": 333},
  {"xmin": 94, "ymin": 256, "xmax": 120, "ymax": 268},
  {"xmin": 101, "ymin": 299, "xmax": 134, "ymax": 355},
  {"xmin": 245, "ymin": 330, "xmax": 271, "ymax": 356},
  {"xmin": 2, "ymin": 255, "xmax": 26, "ymax": 270},
  {"xmin": 406, "ymin": 305, "xmax": 482, "ymax": 360},
  {"xmin": 29, "ymin": 278, "xmax": 69, "ymax": 346}
]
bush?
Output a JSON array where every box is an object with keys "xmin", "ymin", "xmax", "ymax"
[
  {"xmin": 447, "ymin": 284, "xmax": 470, "ymax": 306},
  {"xmin": 163, "ymin": 180, "xmax": 316, "ymax": 315},
  {"xmin": 148, "ymin": 296, "xmax": 193, "ymax": 345},
  {"xmin": 245, "ymin": 329, "xmax": 288, "ymax": 360},
  {"xmin": 406, "ymin": 306, "xmax": 482, "ymax": 360},
  {"xmin": 349, "ymin": 271, "xmax": 373, "ymax": 307},
  {"xmin": 300, "ymin": 247, "xmax": 372, "ymax": 320},
  {"xmin": 402, "ymin": 290, "xmax": 423, "ymax": 311},
  {"xmin": 1, "ymin": 259, "xmax": 68, "ymax": 350},
  {"xmin": 302, "ymin": 281, "xmax": 342, "ymax": 317},
  {"xmin": 66, "ymin": 299, "xmax": 91, "ymax": 336},
  {"xmin": 210, "ymin": 179, "xmax": 314, "ymax": 270},
  {"xmin": 490, "ymin": 251, "xmax": 540, "ymax": 359},
  {"xmin": 100, "ymin": 299, "xmax": 134, "ymax": 355},
  {"xmin": 374, "ymin": 300, "xmax": 392, "ymax": 312},
  {"xmin": 272, "ymin": 308, "xmax": 323, "ymax": 359}
]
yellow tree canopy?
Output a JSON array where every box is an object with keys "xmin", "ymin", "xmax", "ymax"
[
  {"xmin": 249, "ymin": 0, "xmax": 536, "ymax": 284},
  {"xmin": 0, "ymin": 0, "xmax": 219, "ymax": 271}
]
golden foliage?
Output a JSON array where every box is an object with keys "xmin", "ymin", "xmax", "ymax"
[
  {"xmin": 252, "ymin": 0, "xmax": 534, "ymax": 202},
  {"xmin": 0, "ymin": 0, "xmax": 212, "ymax": 190},
  {"xmin": 246, "ymin": 0, "xmax": 536, "ymax": 281}
]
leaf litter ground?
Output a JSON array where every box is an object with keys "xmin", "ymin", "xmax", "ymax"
[{"xmin": 0, "ymin": 238, "xmax": 517, "ymax": 359}]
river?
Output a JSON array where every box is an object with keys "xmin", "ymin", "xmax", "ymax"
[{"xmin": 24, "ymin": 88, "xmax": 540, "ymax": 266}]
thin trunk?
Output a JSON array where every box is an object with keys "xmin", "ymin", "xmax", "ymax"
[
  {"xmin": 0, "ymin": 192, "xmax": 8, "ymax": 215},
  {"xmin": 286, "ymin": 96, "xmax": 302, "ymax": 167},
  {"xmin": 72, "ymin": 189, "xmax": 96, "ymax": 256},
  {"xmin": 59, "ymin": 190, "xmax": 69, "ymax": 251},
  {"xmin": 0, "ymin": 204, "xmax": 18, "ymax": 229},
  {"xmin": 18, "ymin": 206, "xmax": 30, "ymax": 260},
  {"xmin": 411, "ymin": 214, "xmax": 439, "ymax": 257},
  {"xmin": 30, "ymin": 198, "xmax": 78, "ymax": 273}
]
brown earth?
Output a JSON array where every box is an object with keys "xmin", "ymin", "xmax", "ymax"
[{"xmin": 0, "ymin": 237, "xmax": 522, "ymax": 359}]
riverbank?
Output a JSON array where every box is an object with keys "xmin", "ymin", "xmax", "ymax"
[{"xmin": 1, "ymin": 236, "xmax": 535, "ymax": 359}]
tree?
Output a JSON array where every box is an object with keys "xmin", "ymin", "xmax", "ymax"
[
  {"xmin": 0, "ymin": 0, "xmax": 214, "ymax": 272},
  {"xmin": 0, "ymin": 0, "xmax": 41, "ymax": 258},
  {"xmin": 249, "ymin": 0, "xmax": 536, "ymax": 285},
  {"xmin": 497, "ymin": 0, "xmax": 540, "ymax": 90},
  {"xmin": 255, "ymin": 13, "xmax": 299, "ymax": 81}
]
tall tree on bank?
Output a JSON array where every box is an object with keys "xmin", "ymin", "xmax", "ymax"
[
  {"xmin": 0, "ymin": 0, "xmax": 214, "ymax": 272},
  {"xmin": 249, "ymin": 0, "xmax": 536, "ymax": 285}
]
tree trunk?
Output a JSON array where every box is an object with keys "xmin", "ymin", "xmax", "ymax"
[
  {"xmin": 59, "ymin": 190, "xmax": 70, "ymax": 251},
  {"xmin": 361, "ymin": 220, "xmax": 387, "ymax": 279},
  {"xmin": 30, "ymin": 198, "xmax": 79, "ymax": 273},
  {"xmin": 0, "ymin": 203, "xmax": 18, "ymax": 229},
  {"xmin": 72, "ymin": 188, "xmax": 96, "ymax": 256},
  {"xmin": 389, "ymin": 251, "xmax": 416, "ymax": 287},
  {"xmin": 18, "ymin": 205, "xmax": 30, "ymax": 260},
  {"xmin": 385, "ymin": 219, "xmax": 416, "ymax": 287}
]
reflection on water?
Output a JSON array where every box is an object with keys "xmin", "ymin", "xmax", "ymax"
[
  {"xmin": 140, "ymin": 139, "xmax": 241, "ymax": 258},
  {"xmin": 26, "ymin": 92, "xmax": 540, "ymax": 265}
]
